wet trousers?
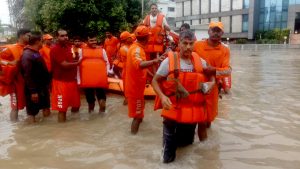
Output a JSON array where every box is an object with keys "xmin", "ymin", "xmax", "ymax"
[{"xmin": 84, "ymin": 88, "xmax": 106, "ymax": 104}]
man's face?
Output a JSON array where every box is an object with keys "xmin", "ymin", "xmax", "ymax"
[
  {"xmin": 106, "ymin": 32, "xmax": 112, "ymax": 38},
  {"xmin": 180, "ymin": 27, "xmax": 187, "ymax": 32},
  {"xmin": 125, "ymin": 37, "xmax": 133, "ymax": 44},
  {"xmin": 45, "ymin": 39, "xmax": 52, "ymax": 46},
  {"xmin": 179, "ymin": 38, "xmax": 194, "ymax": 58},
  {"xmin": 87, "ymin": 37, "xmax": 97, "ymax": 48},
  {"xmin": 150, "ymin": 5, "xmax": 158, "ymax": 16},
  {"xmin": 73, "ymin": 39, "xmax": 82, "ymax": 48},
  {"xmin": 21, "ymin": 32, "xmax": 31, "ymax": 44},
  {"xmin": 208, "ymin": 27, "xmax": 223, "ymax": 42},
  {"xmin": 57, "ymin": 30, "xmax": 69, "ymax": 44}
]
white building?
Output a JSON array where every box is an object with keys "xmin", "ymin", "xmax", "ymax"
[{"xmin": 157, "ymin": 0, "xmax": 176, "ymax": 27}]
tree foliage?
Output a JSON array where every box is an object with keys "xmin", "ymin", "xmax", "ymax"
[{"xmin": 24, "ymin": 0, "xmax": 145, "ymax": 38}]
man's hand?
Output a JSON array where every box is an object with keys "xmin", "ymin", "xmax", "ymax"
[
  {"xmin": 31, "ymin": 93, "xmax": 39, "ymax": 103},
  {"xmin": 200, "ymin": 82, "xmax": 215, "ymax": 94},
  {"xmin": 161, "ymin": 94, "xmax": 172, "ymax": 110},
  {"xmin": 153, "ymin": 55, "xmax": 165, "ymax": 64}
]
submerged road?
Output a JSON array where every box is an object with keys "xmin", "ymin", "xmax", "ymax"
[{"xmin": 0, "ymin": 49, "xmax": 300, "ymax": 169}]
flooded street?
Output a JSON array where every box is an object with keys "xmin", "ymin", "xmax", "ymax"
[{"xmin": 1, "ymin": 49, "xmax": 300, "ymax": 169}]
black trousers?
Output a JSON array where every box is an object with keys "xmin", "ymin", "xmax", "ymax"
[
  {"xmin": 84, "ymin": 88, "xmax": 106, "ymax": 104},
  {"xmin": 25, "ymin": 87, "xmax": 50, "ymax": 116},
  {"xmin": 162, "ymin": 118, "xmax": 196, "ymax": 161}
]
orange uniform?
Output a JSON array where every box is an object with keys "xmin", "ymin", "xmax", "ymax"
[
  {"xmin": 0, "ymin": 43, "xmax": 26, "ymax": 110},
  {"xmin": 104, "ymin": 36, "xmax": 119, "ymax": 66},
  {"xmin": 193, "ymin": 40, "xmax": 231, "ymax": 122},
  {"xmin": 39, "ymin": 45, "xmax": 52, "ymax": 72},
  {"xmin": 125, "ymin": 42, "xmax": 147, "ymax": 118}
]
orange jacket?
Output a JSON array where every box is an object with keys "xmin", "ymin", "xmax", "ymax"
[
  {"xmin": 158, "ymin": 51, "xmax": 207, "ymax": 123},
  {"xmin": 144, "ymin": 13, "xmax": 165, "ymax": 53},
  {"xmin": 104, "ymin": 36, "xmax": 120, "ymax": 65},
  {"xmin": 193, "ymin": 40, "xmax": 231, "ymax": 122},
  {"xmin": 0, "ymin": 43, "xmax": 26, "ymax": 109},
  {"xmin": 124, "ymin": 42, "xmax": 147, "ymax": 99},
  {"xmin": 113, "ymin": 44, "xmax": 129, "ymax": 69},
  {"xmin": 39, "ymin": 45, "xmax": 52, "ymax": 72},
  {"xmin": 79, "ymin": 47, "xmax": 108, "ymax": 88}
]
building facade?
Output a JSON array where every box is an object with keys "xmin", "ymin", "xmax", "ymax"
[
  {"xmin": 175, "ymin": 0, "xmax": 300, "ymax": 40},
  {"xmin": 157, "ymin": 0, "xmax": 177, "ymax": 27}
]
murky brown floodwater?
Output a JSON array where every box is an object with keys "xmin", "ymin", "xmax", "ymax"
[{"xmin": 0, "ymin": 49, "xmax": 300, "ymax": 169}]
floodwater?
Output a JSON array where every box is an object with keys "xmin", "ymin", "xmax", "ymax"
[{"xmin": 0, "ymin": 49, "xmax": 300, "ymax": 169}]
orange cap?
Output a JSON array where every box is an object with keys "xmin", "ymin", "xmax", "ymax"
[
  {"xmin": 120, "ymin": 31, "xmax": 132, "ymax": 41},
  {"xmin": 209, "ymin": 21, "xmax": 224, "ymax": 31},
  {"xmin": 134, "ymin": 25, "xmax": 151, "ymax": 37},
  {"xmin": 43, "ymin": 34, "xmax": 53, "ymax": 40}
]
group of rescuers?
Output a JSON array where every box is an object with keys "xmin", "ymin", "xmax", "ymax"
[{"xmin": 0, "ymin": 3, "xmax": 231, "ymax": 163}]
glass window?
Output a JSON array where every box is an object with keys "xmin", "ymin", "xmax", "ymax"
[
  {"xmin": 242, "ymin": 14, "xmax": 248, "ymax": 32},
  {"xmin": 275, "ymin": 22, "xmax": 281, "ymax": 28},
  {"xmin": 276, "ymin": 12, "xmax": 282, "ymax": 22},
  {"xmin": 259, "ymin": 14, "xmax": 265, "ymax": 23},
  {"xmin": 259, "ymin": 23, "xmax": 264, "ymax": 30},
  {"xmin": 243, "ymin": 0, "xmax": 249, "ymax": 9},
  {"xmin": 168, "ymin": 7, "xmax": 175, "ymax": 12},
  {"xmin": 270, "ymin": 12, "xmax": 276, "ymax": 22},
  {"xmin": 270, "ymin": 22, "xmax": 275, "ymax": 29},
  {"xmin": 281, "ymin": 22, "xmax": 287, "ymax": 28},
  {"xmin": 264, "ymin": 22, "xmax": 270, "ymax": 30}
]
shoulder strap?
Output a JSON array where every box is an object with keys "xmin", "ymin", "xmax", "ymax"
[
  {"xmin": 168, "ymin": 51, "xmax": 180, "ymax": 78},
  {"xmin": 191, "ymin": 52, "xmax": 202, "ymax": 73},
  {"xmin": 156, "ymin": 14, "xmax": 164, "ymax": 27},
  {"xmin": 144, "ymin": 15, "xmax": 150, "ymax": 27}
]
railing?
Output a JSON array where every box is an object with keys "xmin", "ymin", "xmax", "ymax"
[{"xmin": 228, "ymin": 44, "xmax": 300, "ymax": 50}]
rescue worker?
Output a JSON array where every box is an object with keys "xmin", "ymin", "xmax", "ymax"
[
  {"xmin": 152, "ymin": 30, "xmax": 215, "ymax": 163},
  {"xmin": 104, "ymin": 31, "xmax": 120, "ymax": 67},
  {"xmin": 80, "ymin": 33, "xmax": 110, "ymax": 113},
  {"xmin": 143, "ymin": 3, "xmax": 170, "ymax": 56},
  {"xmin": 39, "ymin": 34, "xmax": 53, "ymax": 73},
  {"xmin": 21, "ymin": 31, "xmax": 51, "ymax": 123},
  {"xmin": 125, "ymin": 25, "xmax": 164, "ymax": 134},
  {"xmin": 50, "ymin": 29, "xmax": 81, "ymax": 122},
  {"xmin": 193, "ymin": 21, "xmax": 232, "ymax": 140},
  {"xmin": 114, "ymin": 31, "xmax": 134, "ymax": 105},
  {"xmin": 0, "ymin": 28, "xmax": 31, "ymax": 121},
  {"xmin": 72, "ymin": 36, "xmax": 83, "ymax": 61},
  {"xmin": 113, "ymin": 31, "xmax": 134, "ymax": 79}
]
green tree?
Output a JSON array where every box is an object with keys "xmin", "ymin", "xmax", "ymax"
[{"xmin": 24, "ymin": 0, "xmax": 143, "ymax": 38}]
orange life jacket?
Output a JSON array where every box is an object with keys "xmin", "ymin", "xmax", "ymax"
[
  {"xmin": 39, "ymin": 45, "xmax": 52, "ymax": 72},
  {"xmin": 79, "ymin": 47, "xmax": 108, "ymax": 88},
  {"xmin": 144, "ymin": 13, "xmax": 165, "ymax": 53},
  {"xmin": 157, "ymin": 51, "xmax": 207, "ymax": 123},
  {"xmin": 0, "ymin": 44, "xmax": 23, "ymax": 96}
]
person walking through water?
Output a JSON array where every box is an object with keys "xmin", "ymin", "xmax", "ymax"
[
  {"xmin": 79, "ymin": 33, "xmax": 110, "ymax": 113},
  {"xmin": 152, "ymin": 30, "xmax": 215, "ymax": 163},
  {"xmin": 50, "ymin": 29, "xmax": 81, "ymax": 122},
  {"xmin": 0, "ymin": 29, "xmax": 31, "ymax": 121},
  {"xmin": 193, "ymin": 21, "xmax": 232, "ymax": 141},
  {"xmin": 125, "ymin": 25, "xmax": 164, "ymax": 134},
  {"xmin": 21, "ymin": 31, "xmax": 51, "ymax": 123}
]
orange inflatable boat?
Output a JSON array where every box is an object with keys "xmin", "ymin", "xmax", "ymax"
[{"xmin": 108, "ymin": 77, "xmax": 156, "ymax": 98}]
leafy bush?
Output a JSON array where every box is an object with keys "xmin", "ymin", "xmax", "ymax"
[{"xmin": 236, "ymin": 39, "xmax": 247, "ymax": 44}]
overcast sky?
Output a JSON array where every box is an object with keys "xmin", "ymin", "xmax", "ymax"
[{"xmin": 0, "ymin": 0, "xmax": 10, "ymax": 24}]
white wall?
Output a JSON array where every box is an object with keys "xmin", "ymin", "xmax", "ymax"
[
  {"xmin": 195, "ymin": 30, "xmax": 209, "ymax": 40},
  {"xmin": 201, "ymin": 0, "xmax": 209, "ymax": 14},
  {"xmin": 201, "ymin": 18, "xmax": 209, "ymax": 24},
  {"xmin": 232, "ymin": 15, "xmax": 242, "ymax": 32},
  {"xmin": 221, "ymin": 16, "xmax": 230, "ymax": 33},
  {"xmin": 211, "ymin": 0, "xmax": 220, "ymax": 13},
  {"xmin": 221, "ymin": 0, "xmax": 231, "ymax": 12},
  {"xmin": 183, "ymin": 1, "xmax": 191, "ymax": 16},
  {"xmin": 211, "ymin": 17, "xmax": 219, "ymax": 22},
  {"xmin": 176, "ymin": 2, "xmax": 183, "ymax": 17},
  {"xmin": 157, "ymin": 1, "xmax": 176, "ymax": 18},
  {"xmin": 192, "ymin": 19, "xmax": 200, "ymax": 25},
  {"xmin": 192, "ymin": 0, "xmax": 200, "ymax": 15},
  {"xmin": 232, "ymin": 0, "xmax": 243, "ymax": 10}
]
